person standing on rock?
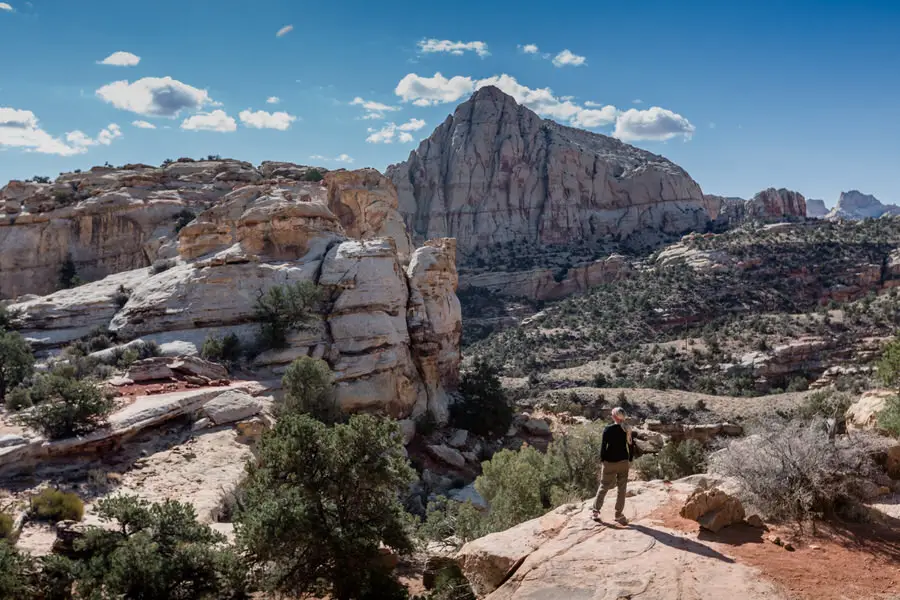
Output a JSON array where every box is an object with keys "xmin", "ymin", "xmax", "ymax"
[{"xmin": 592, "ymin": 407, "xmax": 635, "ymax": 525}]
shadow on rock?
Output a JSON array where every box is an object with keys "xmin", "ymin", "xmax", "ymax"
[
  {"xmin": 630, "ymin": 524, "xmax": 735, "ymax": 563},
  {"xmin": 697, "ymin": 523, "xmax": 765, "ymax": 546}
]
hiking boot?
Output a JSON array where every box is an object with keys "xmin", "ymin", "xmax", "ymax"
[{"xmin": 614, "ymin": 515, "xmax": 629, "ymax": 525}]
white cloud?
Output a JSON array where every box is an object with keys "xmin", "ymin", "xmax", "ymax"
[
  {"xmin": 0, "ymin": 107, "xmax": 122, "ymax": 155},
  {"xmin": 395, "ymin": 72, "xmax": 476, "ymax": 106},
  {"xmin": 613, "ymin": 107, "xmax": 695, "ymax": 142},
  {"xmin": 350, "ymin": 96, "xmax": 400, "ymax": 120},
  {"xmin": 632, "ymin": 99, "xmax": 643, "ymax": 104},
  {"xmin": 98, "ymin": 51, "xmax": 141, "ymax": 67},
  {"xmin": 181, "ymin": 110, "xmax": 237, "ymax": 132},
  {"xmin": 551, "ymin": 49, "xmax": 586, "ymax": 67},
  {"xmin": 266, "ymin": 96, "xmax": 280, "ymax": 104},
  {"xmin": 519, "ymin": 44, "xmax": 539, "ymax": 54},
  {"xmin": 309, "ymin": 153, "xmax": 354, "ymax": 164},
  {"xmin": 96, "ymin": 76, "xmax": 212, "ymax": 117},
  {"xmin": 276, "ymin": 24, "xmax": 293, "ymax": 37},
  {"xmin": 65, "ymin": 123, "xmax": 123, "ymax": 148},
  {"xmin": 366, "ymin": 118, "xmax": 426, "ymax": 144},
  {"xmin": 0, "ymin": 3, "xmax": 13, "ymax": 11},
  {"xmin": 417, "ymin": 38, "xmax": 490, "ymax": 58},
  {"xmin": 238, "ymin": 109, "xmax": 297, "ymax": 130},
  {"xmin": 131, "ymin": 120, "xmax": 156, "ymax": 129}
]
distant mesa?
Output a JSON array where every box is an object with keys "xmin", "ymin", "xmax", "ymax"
[{"xmin": 825, "ymin": 190, "xmax": 900, "ymax": 221}]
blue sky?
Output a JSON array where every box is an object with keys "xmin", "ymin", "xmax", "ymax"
[{"xmin": 1, "ymin": 0, "xmax": 898, "ymax": 206}]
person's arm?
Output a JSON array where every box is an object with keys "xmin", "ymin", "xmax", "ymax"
[{"xmin": 600, "ymin": 429, "xmax": 608, "ymax": 462}]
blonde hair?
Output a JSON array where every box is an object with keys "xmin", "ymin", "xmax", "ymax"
[{"xmin": 611, "ymin": 407, "xmax": 626, "ymax": 420}]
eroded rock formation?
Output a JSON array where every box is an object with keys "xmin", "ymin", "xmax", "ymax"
[
  {"xmin": 387, "ymin": 86, "xmax": 709, "ymax": 260},
  {"xmin": 8, "ymin": 172, "xmax": 461, "ymax": 422},
  {"xmin": 826, "ymin": 190, "xmax": 900, "ymax": 221}
]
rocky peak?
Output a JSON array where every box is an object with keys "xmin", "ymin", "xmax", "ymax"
[
  {"xmin": 806, "ymin": 198, "xmax": 828, "ymax": 218},
  {"xmin": 748, "ymin": 188, "xmax": 806, "ymax": 218},
  {"xmin": 827, "ymin": 190, "xmax": 900, "ymax": 220},
  {"xmin": 387, "ymin": 88, "xmax": 708, "ymax": 259}
]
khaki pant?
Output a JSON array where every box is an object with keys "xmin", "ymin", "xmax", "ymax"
[{"xmin": 593, "ymin": 460, "xmax": 629, "ymax": 517}]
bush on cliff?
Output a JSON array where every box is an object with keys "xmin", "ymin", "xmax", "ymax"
[
  {"xmin": 450, "ymin": 358, "xmax": 512, "ymax": 439},
  {"xmin": 633, "ymin": 440, "xmax": 706, "ymax": 481},
  {"xmin": 0, "ymin": 331, "xmax": 34, "ymax": 402},
  {"xmin": 29, "ymin": 488, "xmax": 84, "ymax": 523},
  {"xmin": 281, "ymin": 356, "xmax": 339, "ymax": 423},
  {"xmin": 878, "ymin": 335, "xmax": 900, "ymax": 393},
  {"xmin": 254, "ymin": 281, "xmax": 321, "ymax": 350},
  {"xmin": 201, "ymin": 333, "xmax": 243, "ymax": 370},
  {"xmin": 16, "ymin": 372, "xmax": 114, "ymax": 440},
  {"xmin": 0, "ymin": 541, "xmax": 35, "ymax": 599},
  {"xmin": 236, "ymin": 413, "xmax": 414, "ymax": 599}
]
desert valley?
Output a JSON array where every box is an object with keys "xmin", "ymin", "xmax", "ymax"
[{"xmin": 1, "ymin": 84, "xmax": 900, "ymax": 599}]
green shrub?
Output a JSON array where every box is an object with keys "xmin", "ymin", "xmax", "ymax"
[
  {"xmin": 878, "ymin": 395, "xmax": 900, "ymax": 437},
  {"xmin": 0, "ymin": 511, "xmax": 14, "ymax": 540},
  {"xmin": 236, "ymin": 413, "xmax": 414, "ymax": 599},
  {"xmin": 29, "ymin": 489, "xmax": 84, "ymax": 522},
  {"xmin": 0, "ymin": 331, "xmax": 34, "ymax": 401},
  {"xmin": 201, "ymin": 333, "xmax": 242, "ymax": 369},
  {"xmin": 5, "ymin": 386, "xmax": 33, "ymax": 410},
  {"xmin": 798, "ymin": 389, "xmax": 853, "ymax": 423},
  {"xmin": 786, "ymin": 376, "xmax": 809, "ymax": 392},
  {"xmin": 113, "ymin": 284, "xmax": 131, "ymax": 309},
  {"xmin": 58, "ymin": 256, "xmax": 81, "ymax": 289},
  {"xmin": 878, "ymin": 336, "xmax": 900, "ymax": 393},
  {"xmin": 302, "ymin": 168, "xmax": 324, "ymax": 182},
  {"xmin": 542, "ymin": 423, "xmax": 605, "ymax": 503},
  {"xmin": 450, "ymin": 358, "xmax": 512, "ymax": 439},
  {"xmin": 472, "ymin": 446, "xmax": 548, "ymax": 534},
  {"xmin": 418, "ymin": 496, "xmax": 486, "ymax": 546},
  {"xmin": 633, "ymin": 440, "xmax": 706, "ymax": 481},
  {"xmin": 74, "ymin": 495, "xmax": 249, "ymax": 600},
  {"xmin": 172, "ymin": 209, "xmax": 196, "ymax": 233},
  {"xmin": 254, "ymin": 281, "xmax": 321, "ymax": 350},
  {"xmin": 281, "ymin": 356, "xmax": 338, "ymax": 422},
  {"xmin": 150, "ymin": 259, "xmax": 175, "ymax": 274},
  {"xmin": 0, "ymin": 541, "xmax": 35, "ymax": 599},
  {"xmin": 16, "ymin": 375, "xmax": 114, "ymax": 440}
]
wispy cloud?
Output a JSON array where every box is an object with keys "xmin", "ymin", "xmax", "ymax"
[
  {"xmin": 97, "ymin": 51, "xmax": 141, "ymax": 67},
  {"xmin": 0, "ymin": 107, "xmax": 122, "ymax": 155},
  {"xmin": 0, "ymin": 3, "xmax": 14, "ymax": 11},
  {"xmin": 276, "ymin": 24, "xmax": 293, "ymax": 37},
  {"xmin": 266, "ymin": 96, "xmax": 280, "ymax": 104},
  {"xmin": 518, "ymin": 43, "xmax": 539, "ymax": 54},
  {"xmin": 350, "ymin": 96, "xmax": 401, "ymax": 120},
  {"xmin": 418, "ymin": 38, "xmax": 490, "ymax": 58},
  {"xmin": 309, "ymin": 153, "xmax": 354, "ymax": 164},
  {"xmin": 131, "ymin": 120, "xmax": 156, "ymax": 129},
  {"xmin": 366, "ymin": 118, "xmax": 426, "ymax": 144}
]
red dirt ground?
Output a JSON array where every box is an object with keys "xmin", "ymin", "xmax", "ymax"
[{"xmin": 651, "ymin": 500, "xmax": 900, "ymax": 600}]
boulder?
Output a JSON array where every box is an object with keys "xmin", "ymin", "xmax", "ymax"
[
  {"xmin": 449, "ymin": 484, "xmax": 488, "ymax": 511},
  {"xmin": 168, "ymin": 356, "xmax": 229, "ymax": 381},
  {"xmin": 845, "ymin": 390, "xmax": 895, "ymax": 433},
  {"xmin": 125, "ymin": 357, "xmax": 176, "ymax": 382},
  {"xmin": 427, "ymin": 444, "xmax": 466, "ymax": 469},
  {"xmin": 398, "ymin": 419, "xmax": 416, "ymax": 446},
  {"xmin": 679, "ymin": 487, "xmax": 746, "ymax": 532},
  {"xmin": 52, "ymin": 520, "xmax": 89, "ymax": 557},
  {"xmin": 447, "ymin": 429, "xmax": 468, "ymax": 448},
  {"xmin": 200, "ymin": 390, "xmax": 263, "ymax": 425},
  {"xmin": 522, "ymin": 418, "xmax": 551, "ymax": 436}
]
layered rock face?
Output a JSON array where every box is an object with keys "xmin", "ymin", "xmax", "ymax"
[
  {"xmin": 826, "ymin": 190, "xmax": 900, "ymax": 221},
  {"xmin": 387, "ymin": 86, "xmax": 709, "ymax": 260},
  {"xmin": 806, "ymin": 199, "xmax": 828, "ymax": 218},
  {"xmin": 9, "ymin": 173, "xmax": 461, "ymax": 421},
  {"xmin": 713, "ymin": 188, "xmax": 806, "ymax": 226}
]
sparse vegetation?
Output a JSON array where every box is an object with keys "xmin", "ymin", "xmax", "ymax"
[
  {"xmin": 201, "ymin": 333, "xmax": 242, "ymax": 370},
  {"xmin": 29, "ymin": 488, "xmax": 84, "ymax": 523},
  {"xmin": 151, "ymin": 258, "xmax": 176, "ymax": 274},
  {"xmin": 173, "ymin": 208, "xmax": 196, "ymax": 233},
  {"xmin": 58, "ymin": 255, "xmax": 83, "ymax": 289},
  {"xmin": 711, "ymin": 418, "xmax": 875, "ymax": 522},
  {"xmin": 113, "ymin": 284, "xmax": 131, "ymax": 309},
  {"xmin": 450, "ymin": 358, "xmax": 512, "ymax": 439},
  {"xmin": 0, "ymin": 330, "xmax": 34, "ymax": 401},
  {"xmin": 236, "ymin": 413, "xmax": 414, "ymax": 599},
  {"xmin": 877, "ymin": 335, "xmax": 900, "ymax": 393},
  {"xmin": 633, "ymin": 440, "xmax": 706, "ymax": 481},
  {"xmin": 878, "ymin": 395, "xmax": 900, "ymax": 437},
  {"xmin": 281, "ymin": 356, "xmax": 339, "ymax": 422},
  {"xmin": 0, "ymin": 541, "xmax": 35, "ymax": 599},
  {"xmin": 254, "ymin": 281, "xmax": 321, "ymax": 350},
  {"xmin": 302, "ymin": 168, "xmax": 324, "ymax": 182},
  {"xmin": 0, "ymin": 511, "xmax": 14, "ymax": 541},
  {"xmin": 15, "ymin": 372, "xmax": 114, "ymax": 440}
]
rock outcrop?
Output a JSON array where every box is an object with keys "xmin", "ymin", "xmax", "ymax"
[
  {"xmin": 713, "ymin": 188, "xmax": 806, "ymax": 226},
  {"xmin": 457, "ymin": 479, "xmax": 786, "ymax": 599},
  {"xmin": 826, "ymin": 190, "xmax": 900, "ymax": 221},
  {"xmin": 806, "ymin": 199, "xmax": 828, "ymax": 218},
  {"xmin": 679, "ymin": 487, "xmax": 746, "ymax": 532},
  {"xmin": 387, "ymin": 86, "xmax": 709, "ymax": 260},
  {"xmin": 8, "ymin": 177, "xmax": 462, "ymax": 422},
  {"xmin": 459, "ymin": 254, "xmax": 632, "ymax": 301}
]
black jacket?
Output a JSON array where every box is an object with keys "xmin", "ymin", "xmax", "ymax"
[{"xmin": 600, "ymin": 423, "xmax": 634, "ymax": 463}]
